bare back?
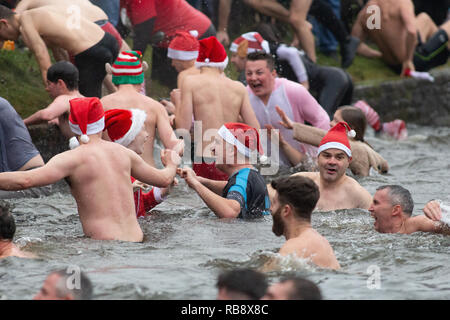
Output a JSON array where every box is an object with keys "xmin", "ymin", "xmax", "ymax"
[
  {"xmin": 280, "ymin": 228, "xmax": 340, "ymax": 270},
  {"xmin": 63, "ymin": 140, "xmax": 143, "ymax": 242},
  {"xmin": 178, "ymin": 69, "xmax": 260, "ymax": 157},
  {"xmin": 360, "ymin": 0, "xmax": 416, "ymax": 65}
]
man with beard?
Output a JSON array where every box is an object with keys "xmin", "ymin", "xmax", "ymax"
[
  {"xmin": 369, "ymin": 185, "xmax": 450, "ymax": 235},
  {"xmin": 293, "ymin": 122, "xmax": 372, "ymax": 211},
  {"xmin": 267, "ymin": 175, "xmax": 340, "ymax": 270}
]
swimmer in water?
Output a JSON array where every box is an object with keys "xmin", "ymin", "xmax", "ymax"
[
  {"xmin": 370, "ymin": 185, "xmax": 450, "ymax": 235},
  {"xmin": 103, "ymin": 108, "xmax": 176, "ymax": 218},
  {"xmin": 273, "ymin": 105, "xmax": 389, "ymax": 176},
  {"xmin": 0, "ymin": 97, "xmax": 181, "ymax": 242},
  {"xmin": 177, "ymin": 123, "xmax": 269, "ymax": 219},
  {"xmin": 34, "ymin": 269, "xmax": 93, "ymax": 300},
  {"xmin": 0, "ymin": 201, "xmax": 35, "ymax": 259},
  {"xmin": 264, "ymin": 175, "xmax": 340, "ymax": 271},
  {"xmin": 292, "ymin": 122, "xmax": 373, "ymax": 211},
  {"xmin": 262, "ymin": 276, "xmax": 322, "ymax": 300}
]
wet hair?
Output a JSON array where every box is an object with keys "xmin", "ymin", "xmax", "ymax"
[
  {"xmin": 0, "ymin": 5, "xmax": 15, "ymax": 20},
  {"xmin": 376, "ymin": 185, "xmax": 414, "ymax": 216},
  {"xmin": 47, "ymin": 61, "xmax": 79, "ymax": 91},
  {"xmin": 217, "ymin": 268, "xmax": 268, "ymax": 300},
  {"xmin": 53, "ymin": 269, "xmax": 93, "ymax": 300},
  {"xmin": 0, "ymin": 200, "xmax": 15, "ymax": 240},
  {"xmin": 271, "ymin": 175, "xmax": 319, "ymax": 221},
  {"xmin": 246, "ymin": 51, "xmax": 275, "ymax": 71},
  {"xmin": 338, "ymin": 106, "xmax": 367, "ymax": 143},
  {"xmin": 279, "ymin": 276, "xmax": 322, "ymax": 300}
]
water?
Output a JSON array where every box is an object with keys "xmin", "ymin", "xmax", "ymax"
[{"xmin": 1, "ymin": 124, "xmax": 450, "ymax": 300}]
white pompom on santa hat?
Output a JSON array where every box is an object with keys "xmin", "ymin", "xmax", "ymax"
[
  {"xmin": 317, "ymin": 121, "xmax": 356, "ymax": 158},
  {"xmin": 195, "ymin": 36, "xmax": 229, "ymax": 70},
  {"xmin": 68, "ymin": 97, "xmax": 105, "ymax": 149},
  {"xmin": 103, "ymin": 108, "xmax": 147, "ymax": 147},
  {"xmin": 167, "ymin": 30, "xmax": 199, "ymax": 61},
  {"xmin": 218, "ymin": 122, "xmax": 267, "ymax": 163}
]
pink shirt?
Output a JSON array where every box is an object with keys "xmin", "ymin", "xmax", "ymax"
[{"xmin": 247, "ymin": 78, "xmax": 330, "ymax": 166}]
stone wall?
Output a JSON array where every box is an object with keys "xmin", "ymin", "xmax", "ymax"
[{"xmin": 353, "ymin": 68, "xmax": 450, "ymax": 126}]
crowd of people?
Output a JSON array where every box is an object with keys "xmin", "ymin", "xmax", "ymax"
[{"xmin": 0, "ymin": 0, "xmax": 449, "ymax": 300}]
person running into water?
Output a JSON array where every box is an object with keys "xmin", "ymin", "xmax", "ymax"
[
  {"xmin": 265, "ymin": 175, "xmax": 340, "ymax": 270},
  {"xmin": 23, "ymin": 61, "xmax": 83, "ymax": 131},
  {"xmin": 352, "ymin": 0, "xmax": 450, "ymax": 75},
  {"xmin": 101, "ymin": 50, "xmax": 184, "ymax": 166},
  {"xmin": 0, "ymin": 97, "xmax": 181, "ymax": 242},
  {"xmin": 0, "ymin": 5, "xmax": 119, "ymax": 97},
  {"xmin": 293, "ymin": 122, "xmax": 373, "ymax": 211},
  {"xmin": 178, "ymin": 123, "xmax": 270, "ymax": 219},
  {"xmin": 273, "ymin": 105, "xmax": 389, "ymax": 176},
  {"xmin": 173, "ymin": 36, "xmax": 260, "ymax": 181},
  {"xmin": 0, "ymin": 201, "xmax": 35, "ymax": 259},
  {"xmin": 103, "ymin": 108, "xmax": 175, "ymax": 218},
  {"xmin": 369, "ymin": 185, "xmax": 450, "ymax": 235}
]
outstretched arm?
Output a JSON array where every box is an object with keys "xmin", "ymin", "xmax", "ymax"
[{"xmin": 23, "ymin": 96, "xmax": 71, "ymax": 126}]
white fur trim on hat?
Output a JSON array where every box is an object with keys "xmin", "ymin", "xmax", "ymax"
[
  {"xmin": 195, "ymin": 56, "xmax": 229, "ymax": 70},
  {"xmin": 218, "ymin": 125, "xmax": 255, "ymax": 158},
  {"xmin": 69, "ymin": 136, "xmax": 80, "ymax": 149},
  {"xmin": 69, "ymin": 116, "xmax": 105, "ymax": 137},
  {"xmin": 114, "ymin": 109, "xmax": 147, "ymax": 147},
  {"xmin": 167, "ymin": 48, "xmax": 199, "ymax": 60},
  {"xmin": 317, "ymin": 142, "xmax": 352, "ymax": 158}
]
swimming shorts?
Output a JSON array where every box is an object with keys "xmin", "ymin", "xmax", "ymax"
[
  {"xmin": 74, "ymin": 32, "xmax": 119, "ymax": 97},
  {"xmin": 222, "ymin": 167, "xmax": 270, "ymax": 219},
  {"xmin": 95, "ymin": 20, "xmax": 123, "ymax": 49},
  {"xmin": 193, "ymin": 160, "xmax": 229, "ymax": 181},
  {"xmin": 414, "ymin": 29, "xmax": 449, "ymax": 72}
]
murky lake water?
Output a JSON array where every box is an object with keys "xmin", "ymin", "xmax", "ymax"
[{"xmin": 1, "ymin": 124, "xmax": 449, "ymax": 300}]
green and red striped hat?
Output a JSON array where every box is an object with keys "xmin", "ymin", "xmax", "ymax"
[{"xmin": 111, "ymin": 51, "xmax": 145, "ymax": 85}]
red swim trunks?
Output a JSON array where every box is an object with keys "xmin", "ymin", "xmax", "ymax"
[
  {"xmin": 95, "ymin": 20, "xmax": 123, "ymax": 49},
  {"xmin": 193, "ymin": 161, "xmax": 229, "ymax": 181}
]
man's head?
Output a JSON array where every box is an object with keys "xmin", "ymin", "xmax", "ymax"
[
  {"xmin": 262, "ymin": 276, "xmax": 322, "ymax": 300},
  {"xmin": 0, "ymin": 200, "xmax": 15, "ymax": 241},
  {"xmin": 103, "ymin": 108, "xmax": 148, "ymax": 155},
  {"xmin": 216, "ymin": 268, "xmax": 268, "ymax": 300},
  {"xmin": 168, "ymin": 30, "xmax": 199, "ymax": 72},
  {"xmin": 245, "ymin": 52, "xmax": 276, "ymax": 101},
  {"xmin": 34, "ymin": 269, "xmax": 93, "ymax": 300},
  {"xmin": 46, "ymin": 62, "xmax": 79, "ymax": 98},
  {"xmin": 369, "ymin": 185, "xmax": 414, "ymax": 233},
  {"xmin": 213, "ymin": 122, "xmax": 264, "ymax": 168},
  {"xmin": 317, "ymin": 122, "xmax": 355, "ymax": 183},
  {"xmin": 230, "ymin": 32, "xmax": 270, "ymax": 72},
  {"xmin": 0, "ymin": 5, "xmax": 19, "ymax": 41},
  {"xmin": 196, "ymin": 36, "xmax": 228, "ymax": 71},
  {"xmin": 269, "ymin": 175, "xmax": 319, "ymax": 236}
]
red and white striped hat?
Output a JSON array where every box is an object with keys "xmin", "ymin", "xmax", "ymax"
[
  {"xmin": 167, "ymin": 30, "xmax": 199, "ymax": 61},
  {"xmin": 317, "ymin": 122, "xmax": 356, "ymax": 158},
  {"xmin": 111, "ymin": 51, "xmax": 145, "ymax": 85},
  {"xmin": 230, "ymin": 32, "xmax": 270, "ymax": 57},
  {"xmin": 68, "ymin": 97, "xmax": 105, "ymax": 148}
]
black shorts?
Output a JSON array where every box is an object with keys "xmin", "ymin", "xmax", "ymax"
[
  {"xmin": 413, "ymin": 29, "xmax": 449, "ymax": 72},
  {"xmin": 74, "ymin": 32, "xmax": 119, "ymax": 97}
]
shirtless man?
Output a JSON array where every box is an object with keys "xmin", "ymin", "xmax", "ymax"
[
  {"xmin": 0, "ymin": 5, "xmax": 119, "ymax": 97},
  {"xmin": 293, "ymin": 122, "xmax": 373, "ymax": 211},
  {"xmin": 101, "ymin": 50, "xmax": 184, "ymax": 166},
  {"xmin": 265, "ymin": 175, "xmax": 340, "ymax": 270},
  {"xmin": 23, "ymin": 61, "xmax": 83, "ymax": 128},
  {"xmin": 34, "ymin": 269, "xmax": 93, "ymax": 300},
  {"xmin": 0, "ymin": 97, "xmax": 181, "ymax": 242},
  {"xmin": 173, "ymin": 36, "xmax": 260, "ymax": 180},
  {"xmin": 370, "ymin": 185, "xmax": 450, "ymax": 235},
  {"xmin": 0, "ymin": 201, "xmax": 35, "ymax": 259},
  {"xmin": 352, "ymin": 0, "xmax": 450, "ymax": 74}
]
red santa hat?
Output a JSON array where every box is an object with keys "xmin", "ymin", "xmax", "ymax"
[
  {"xmin": 230, "ymin": 32, "xmax": 270, "ymax": 57},
  {"xmin": 167, "ymin": 30, "xmax": 199, "ymax": 61},
  {"xmin": 218, "ymin": 122, "xmax": 266, "ymax": 161},
  {"xmin": 68, "ymin": 97, "xmax": 105, "ymax": 148},
  {"xmin": 103, "ymin": 108, "xmax": 147, "ymax": 147},
  {"xmin": 195, "ymin": 36, "xmax": 229, "ymax": 70},
  {"xmin": 317, "ymin": 122, "xmax": 356, "ymax": 158}
]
